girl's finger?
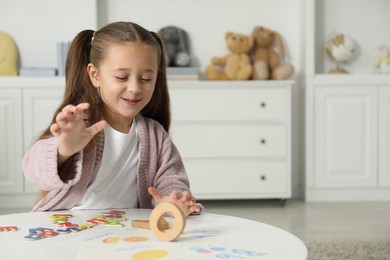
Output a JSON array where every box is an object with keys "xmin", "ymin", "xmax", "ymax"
[
  {"xmin": 56, "ymin": 116, "xmax": 68, "ymax": 129},
  {"xmin": 87, "ymin": 120, "xmax": 106, "ymax": 136},
  {"xmin": 170, "ymin": 191, "xmax": 179, "ymax": 200},
  {"xmin": 62, "ymin": 110, "xmax": 76, "ymax": 121},
  {"xmin": 50, "ymin": 123, "xmax": 60, "ymax": 136},
  {"xmin": 55, "ymin": 111, "xmax": 65, "ymax": 122},
  {"xmin": 74, "ymin": 103, "xmax": 90, "ymax": 120},
  {"xmin": 61, "ymin": 104, "xmax": 77, "ymax": 113},
  {"xmin": 189, "ymin": 198, "xmax": 196, "ymax": 205},
  {"xmin": 148, "ymin": 187, "xmax": 164, "ymax": 201},
  {"xmin": 181, "ymin": 191, "xmax": 190, "ymax": 202},
  {"xmin": 76, "ymin": 102, "xmax": 90, "ymax": 110}
]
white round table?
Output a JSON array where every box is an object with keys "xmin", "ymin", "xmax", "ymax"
[{"xmin": 0, "ymin": 209, "xmax": 307, "ymax": 259}]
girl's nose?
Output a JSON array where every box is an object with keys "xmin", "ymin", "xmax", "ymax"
[{"xmin": 127, "ymin": 81, "xmax": 141, "ymax": 94}]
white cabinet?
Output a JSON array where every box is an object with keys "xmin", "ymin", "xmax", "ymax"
[
  {"xmin": 169, "ymin": 81, "xmax": 292, "ymax": 200},
  {"xmin": 22, "ymin": 88, "xmax": 64, "ymax": 193},
  {"xmin": 314, "ymin": 85, "xmax": 377, "ymax": 188},
  {"xmin": 305, "ymin": 0, "xmax": 390, "ymax": 201},
  {"xmin": 0, "ymin": 77, "xmax": 65, "ymax": 207},
  {"xmin": 0, "ymin": 89, "xmax": 23, "ymax": 194},
  {"xmin": 379, "ymin": 86, "xmax": 390, "ymax": 187},
  {"xmin": 306, "ymin": 76, "xmax": 390, "ymax": 201}
]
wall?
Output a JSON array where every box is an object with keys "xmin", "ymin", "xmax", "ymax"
[
  {"xmin": 0, "ymin": 0, "xmax": 97, "ymax": 68},
  {"xmin": 99, "ymin": 0, "xmax": 303, "ymax": 75},
  {"xmin": 0, "ymin": 0, "xmax": 305, "ymax": 198}
]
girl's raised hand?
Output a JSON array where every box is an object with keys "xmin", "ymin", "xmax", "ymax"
[
  {"xmin": 148, "ymin": 187, "xmax": 202, "ymax": 216},
  {"xmin": 50, "ymin": 103, "xmax": 106, "ymax": 165}
]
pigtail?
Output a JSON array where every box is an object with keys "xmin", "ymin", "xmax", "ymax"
[
  {"xmin": 141, "ymin": 31, "xmax": 171, "ymax": 133},
  {"xmin": 64, "ymin": 30, "xmax": 95, "ymax": 107},
  {"xmin": 37, "ymin": 30, "xmax": 101, "ymax": 143}
]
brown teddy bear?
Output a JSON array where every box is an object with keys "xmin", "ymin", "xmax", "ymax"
[
  {"xmin": 251, "ymin": 26, "xmax": 294, "ymax": 80},
  {"xmin": 205, "ymin": 31, "xmax": 253, "ymax": 80}
]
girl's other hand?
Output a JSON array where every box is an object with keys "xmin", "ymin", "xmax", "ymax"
[
  {"xmin": 50, "ymin": 103, "xmax": 106, "ymax": 165},
  {"xmin": 148, "ymin": 187, "xmax": 202, "ymax": 216}
]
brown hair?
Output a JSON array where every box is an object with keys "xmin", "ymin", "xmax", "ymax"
[{"xmin": 38, "ymin": 21, "xmax": 171, "ymax": 151}]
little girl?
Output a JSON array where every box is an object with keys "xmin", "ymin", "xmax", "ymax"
[{"xmin": 22, "ymin": 21, "xmax": 202, "ymax": 216}]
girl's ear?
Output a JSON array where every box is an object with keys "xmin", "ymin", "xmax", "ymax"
[{"xmin": 87, "ymin": 63, "xmax": 99, "ymax": 87}]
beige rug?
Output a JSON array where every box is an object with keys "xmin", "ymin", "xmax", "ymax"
[{"xmin": 306, "ymin": 240, "xmax": 390, "ymax": 260}]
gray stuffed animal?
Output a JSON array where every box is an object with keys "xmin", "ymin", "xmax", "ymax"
[{"xmin": 158, "ymin": 26, "xmax": 191, "ymax": 67}]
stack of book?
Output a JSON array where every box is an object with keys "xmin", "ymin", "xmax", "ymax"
[
  {"xmin": 167, "ymin": 67, "xmax": 199, "ymax": 81},
  {"xmin": 57, "ymin": 41, "xmax": 71, "ymax": 76}
]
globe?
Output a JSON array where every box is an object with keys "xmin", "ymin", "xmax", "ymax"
[{"xmin": 325, "ymin": 33, "xmax": 356, "ymax": 74}]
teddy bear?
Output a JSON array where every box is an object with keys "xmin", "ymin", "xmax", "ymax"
[
  {"xmin": 158, "ymin": 26, "xmax": 191, "ymax": 67},
  {"xmin": 251, "ymin": 26, "xmax": 294, "ymax": 80},
  {"xmin": 205, "ymin": 31, "xmax": 253, "ymax": 80}
]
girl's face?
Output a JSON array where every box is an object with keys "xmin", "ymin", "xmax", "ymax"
[{"xmin": 88, "ymin": 42, "xmax": 158, "ymax": 133}]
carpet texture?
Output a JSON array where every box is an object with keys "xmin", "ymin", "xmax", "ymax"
[{"xmin": 306, "ymin": 240, "xmax": 390, "ymax": 260}]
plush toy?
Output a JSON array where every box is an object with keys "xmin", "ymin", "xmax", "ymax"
[
  {"xmin": 375, "ymin": 45, "xmax": 390, "ymax": 74},
  {"xmin": 205, "ymin": 31, "xmax": 253, "ymax": 80},
  {"xmin": 251, "ymin": 26, "xmax": 294, "ymax": 80},
  {"xmin": 0, "ymin": 31, "xmax": 18, "ymax": 76},
  {"xmin": 158, "ymin": 26, "xmax": 191, "ymax": 67}
]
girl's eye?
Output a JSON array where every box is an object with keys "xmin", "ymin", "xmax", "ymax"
[
  {"xmin": 141, "ymin": 78, "xmax": 152, "ymax": 82},
  {"xmin": 116, "ymin": 76, "xmax": 128, "ymax": 81}
]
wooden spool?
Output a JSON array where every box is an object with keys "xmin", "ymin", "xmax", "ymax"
[
  {"xmin": 131, "ymin": 218, "xmax": 169, "ymax": 230},
  {"xmin": 149, "ymin": 202, "xmax": 186, "ymax": 242}
]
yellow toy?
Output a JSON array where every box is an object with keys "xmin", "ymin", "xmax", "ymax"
[
  {"xmin": 205, "ymin": 31, "xmax": 253, "ymax": 80},
  {"xmin": 376, "ymin": 45, "xmax": 390, "ymax": 74},
  {"xmin": 251, "ymin": 26, "xmax": 294, "ymax": 80},
  {"xmin": 0, "ymin": 31, "xmax": 18, "ymax": 76}
]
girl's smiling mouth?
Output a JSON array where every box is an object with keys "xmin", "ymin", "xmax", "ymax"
[{"xmin": 121, "ymin": 97, "xmax": 141, "ymax": 105}]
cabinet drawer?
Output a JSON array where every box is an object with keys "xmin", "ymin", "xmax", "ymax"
[
  {"xmin": 170, "ymin": 87, "xmax": 288, "ymax": 121},
  {"xmin": 184, "ymin": 160, "xmax": 289, "ymax": 199},
  {"xmin": 171, "ymin": 123, "xmax": 287, "ymax": 158}
]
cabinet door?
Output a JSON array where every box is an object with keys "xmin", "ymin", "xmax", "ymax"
[
  {"xmin": 315, "ymin": 86, "xmax": 377, "ymax": 188},
  {"xmin": 23, "ymin": 88, "xmax": 63, "ymax": 193},
  {"xmin": 171, "ymin": 123, "xmax": 287, "ymax": 158},
  {"xmin": 170, "ymin": 87, "xmax": 288, "ymax": 121},
  {"xmin": 379, "ymin": 85, "xmax": 390, "ymax": 187},
  {"xmin": 0, "ymin": 89, "xmax": 23, "ymax": 193},
  {"xmin": 185, "ymin": 160, "xmax": 289, "ymax": 199}
]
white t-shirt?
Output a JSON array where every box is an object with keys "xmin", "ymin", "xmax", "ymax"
[{"xmin": 73, "ymin": 121, "xmax": 139, "ymax": 210}]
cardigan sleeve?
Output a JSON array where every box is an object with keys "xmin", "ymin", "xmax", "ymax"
[
  {"xmin": 146, "ymin": 119, "xmax": 191, "ymax": 196},
  {"xmin": 154, "ymin": 132, "xmax": 191, "ymax": 196},
  {"xmin": 136, "ymin": 116, "xmax": 193, "ymax": 209},
  {"xmin": 22, "ymin": 137, "xmax": 84, "ymax": 191}
]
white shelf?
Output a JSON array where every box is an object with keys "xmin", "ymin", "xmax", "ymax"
[
  {"xmin": 168, "ymin": 80, "xmax": 295, "ymax": 89},
  {"xmin": 313, "ymin": 74, "xmax": 390, "ymax": 85},
  {"xmin": 0, "ymin": 77, "xmax": 65, "ymax": 88}
]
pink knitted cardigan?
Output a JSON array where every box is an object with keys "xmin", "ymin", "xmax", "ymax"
[{"xmin": 22, "ymin": 115, "xmax": 191, "ymax": 212}]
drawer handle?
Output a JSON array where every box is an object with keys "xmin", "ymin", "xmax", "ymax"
[
  {"xmin": 260, "ymin": 175, "xmax": 267, "ymax": 181},
  {"xmin": 260, "ymin": 102, "xmax": 267, "ymax": 108},
  {"xmin": 260, "ymin": 138, "xmax": 267, "ymax": 145}
]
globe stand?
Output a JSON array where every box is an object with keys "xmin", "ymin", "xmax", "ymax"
[{"xmin": 328, "ymin": 62, "xmax": 349, "ymax": 74}]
